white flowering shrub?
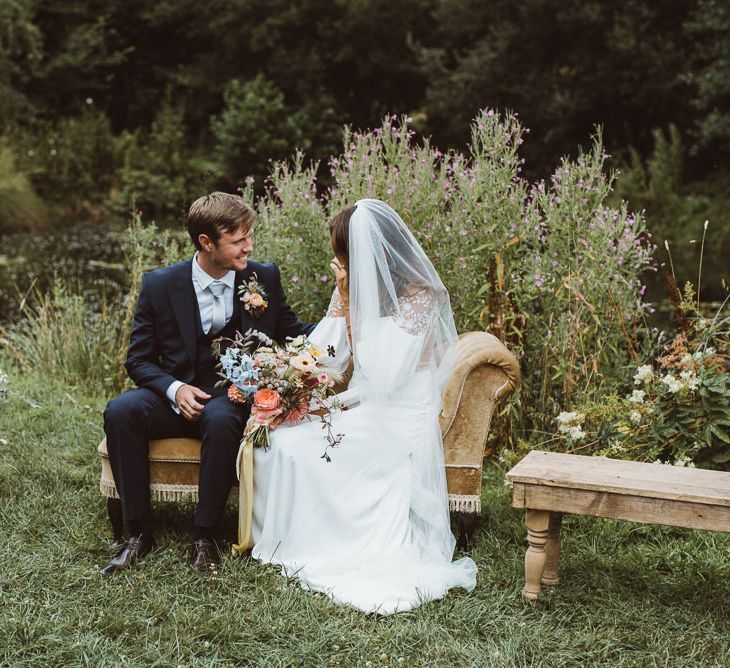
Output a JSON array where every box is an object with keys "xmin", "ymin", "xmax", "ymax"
[
  {"xmin": 555, "ymin": 412, "xmax": 586, "ymax": 443},
  {"xmin": 548, "ymin": 306, "xmax": 730, "ymax": 469}
]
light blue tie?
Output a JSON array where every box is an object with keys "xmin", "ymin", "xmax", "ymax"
[{"xmin": 208, "ymin": 281, "xmax": 226, "ymax": 334}]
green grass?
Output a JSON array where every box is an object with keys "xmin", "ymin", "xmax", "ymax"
[{"xmin": 1, "ymin": 369, "xmax": 729, "ymax": 667}]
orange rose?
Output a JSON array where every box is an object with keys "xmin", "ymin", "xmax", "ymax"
[
  {"xmin": 254, "ymin": 388, "xmax": 281, "ymax": 411},
  {"xmin": 249, "ymin": 292, "xmax": 266, "ymax": 308},
  {"xmin": 252, "ymin": 388, "xmax": 284, "ymax": 424}
]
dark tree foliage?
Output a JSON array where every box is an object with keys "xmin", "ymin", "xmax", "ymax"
[
  {"xmin": 24, "ymin": 0, "xmax": 129, "ymax": 119},
  {"xmin": 420, "ymin": 0, "xmax": 701, "ymax": 175},
  {"xmin": 0, "ymin": 0, "xmax": 43, "ymax": 126},
  {"xmin": 682, "ymin": 0, "xmax": 730, "ymax": 162},
  {"xmin": 0, "ymin": 0, "xmax": 727, "ymax": 195}
]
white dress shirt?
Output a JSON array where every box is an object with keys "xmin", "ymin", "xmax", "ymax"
[{"xmin": 166, "ymin": 253, "xmax": 236, "ymax": 408}]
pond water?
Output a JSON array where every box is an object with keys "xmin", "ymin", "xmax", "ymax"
[{"xmin": 0, "ymin": 224, "xmax": 130, "ymax": 323}]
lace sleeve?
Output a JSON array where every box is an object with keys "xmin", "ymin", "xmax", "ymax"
[
  {"xmin": 394, "ymin": 287, "xmax": 435, "ymax": 335},
  {"xmin": 326, "ymin": 287, "xmax": 346, "ymax": 318}
]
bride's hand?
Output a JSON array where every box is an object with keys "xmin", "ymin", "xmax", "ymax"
[
  {"xmin": 330, "ymin": 258, "xmax": 352, "ymax": 345},
  {"xmin": 330, "ymin": 259, "xmax": 348, "ymax": 298}
]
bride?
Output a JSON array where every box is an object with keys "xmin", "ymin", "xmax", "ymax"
[{"xmin": 251, "ymin": 199, "xmax": 477, "ymax": 614}]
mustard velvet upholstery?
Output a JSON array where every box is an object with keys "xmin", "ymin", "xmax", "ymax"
[
  {"xmin": 440, "ymin": 332, "xmax": 520, "ymax": 512},
  {"xmin": 98, "ymin": 437, "xmax": 209, "ymax": 502},
  {"xmin": 98, "ymin": 331, "xmax": 519, "ymax": 512}
]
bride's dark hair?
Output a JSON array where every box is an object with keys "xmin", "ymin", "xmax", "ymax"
[
  {"xmin": 328, "ymin": 205, "xmax": 356, "ymax": 273},
  {"xmin": 329, "ymin": 202, "xmax": 434, "ymax": 302}
]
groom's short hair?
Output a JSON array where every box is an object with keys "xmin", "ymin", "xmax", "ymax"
[{"xmin": 187, "ymin": 192, "xmax": 255, "ymax": 250}]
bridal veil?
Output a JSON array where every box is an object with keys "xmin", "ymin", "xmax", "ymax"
[
  {"xmin": 347, "ymin": 199, "xmax": 475, "ymax": 569},
  {"xmin": 252, "ymin": 198, "xmax": 476, "ymax": 614}
]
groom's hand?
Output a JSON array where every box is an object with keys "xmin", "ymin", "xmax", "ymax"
[{"xmin": 175, "ymin": 384, "xmax": 211, "ymax": 422}]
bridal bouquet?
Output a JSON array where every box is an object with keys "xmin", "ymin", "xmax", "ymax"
[
  {"xmin": 217, "ymin": 331, "xmax": 344, "ymax": 555},
  {"xmin": 217, "ymin": 331, "xmax": 343, "ymax": 459}
]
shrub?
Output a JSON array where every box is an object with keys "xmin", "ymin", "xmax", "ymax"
[
  {"xmin": 545, "ymin": 289, "xmax": 730, "ymax": 470},
  {"xmin": 0, "ymin": 142, "xmax": 44, "ymax": 232},
  {"xmin": 616, "ymin": 125, "xmax": 730, "ymax": 303},
  {"xmin": 115, "ymin": 100, "xmax": 210, "ymax": 219},
  {"xmin": 14, "ymin": 109, "xmax": 119, "ymax": 210},
  {"xmin": 253, "ymin": 112, "xmax": 654, "ymax": 443},
  {"xmin": 251, "ymin": 154, "xmax": 332, "ymax": 320},
  {"xmin": 212, "ymin": 76, "xmax": 306, "ymax": 188}
]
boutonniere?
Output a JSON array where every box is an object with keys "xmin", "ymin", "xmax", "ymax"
[{"xmin": 238, "ymin": 273, "xmax": 269, "ymax": 318}]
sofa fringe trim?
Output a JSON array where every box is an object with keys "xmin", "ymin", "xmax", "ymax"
[
  {"xmin": 99, "ymin": 481, "xmax": 239, "ymax": 503},
  {"xmin": 99, "ymin": 480, "xmax": 120, "ymax": 499},
  {"xmin": 150, "ymin": 485, "xmax": 199, "ymax": 503},
  {"xmin": 448, "ymin": 494, "xmax": 481, "ymax": 513},
  {"xmin": 100, "ymin": 480, "xmax": 200, "ymax": 503}
]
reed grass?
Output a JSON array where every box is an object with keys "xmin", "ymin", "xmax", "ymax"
[{"xmin": 0, "ymin": 280, "xmax": 128, "ymax": 396}]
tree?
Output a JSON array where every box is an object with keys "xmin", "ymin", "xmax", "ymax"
[
  {"xmin": 419, "ymin": 0, "xmax": 698, "ymax": 175},
  {"xmin": 211, "ymin": 75, "xmax": 304, "ymax": 186},
  {"xmin": 25, "ymin": 0, "xmax": 130, "ymax": 120},
  {"xmin": 682, "ymin": 0, "xmax": 730, "ymax": 160},
  {"xmin": 0, "ymin": 0, "xmax": 42, "ymax": 131}
]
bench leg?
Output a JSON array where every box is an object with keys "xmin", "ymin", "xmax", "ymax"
[
  {"xmin": 107, "ymin": 497, "xmax": 124, "ymax": 544},
  {"xmin": 523, "ymin": 509, "xmax": 550, "ymax": 600},
  {"xmin": 541, "ymin": 512, "xmax": 563, "ymax": 586}
]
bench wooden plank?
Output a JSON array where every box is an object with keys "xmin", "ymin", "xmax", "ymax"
[
  {"xmin": 506, "ymin": 450, "xmax": 730, "ymax": 507},
  {"xmin": 508, "ymin": 451, "xmax": 730, "ymax": 599},
  {"xmin": 512, "ymin": 482, "xmax": 730, "ymax": 533}
]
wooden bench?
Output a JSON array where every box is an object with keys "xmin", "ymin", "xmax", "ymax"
[{"xmin": 506, "ymin": 450, "xmax": 730, "ymax": 599}]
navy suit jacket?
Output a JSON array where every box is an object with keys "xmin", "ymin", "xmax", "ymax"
[{"xmin": 125, "ymin": 258, "xmax": 315, "ymax": 397}]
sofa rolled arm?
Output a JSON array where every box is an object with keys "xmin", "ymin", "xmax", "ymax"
[{"xmin": 439, "ymin": 331, "xmax": 520, "ymax": 436}]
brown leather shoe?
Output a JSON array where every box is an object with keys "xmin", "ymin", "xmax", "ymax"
[
  {"xmin": 99, "ymin": 535, "xmax": 154, "ymax": 577},
  {"xmin": 190, "ymin": 538, "xmax": 219, "ymax": 572}
]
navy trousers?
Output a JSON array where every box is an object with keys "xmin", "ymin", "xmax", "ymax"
[{"xmin": 103, "ymin": 387, "xmax": 248, "ymax": 529}]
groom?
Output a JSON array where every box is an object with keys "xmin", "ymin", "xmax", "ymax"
[{"xmin": 101, "ymin": 192, "xmax": 314, "ymax": 576}]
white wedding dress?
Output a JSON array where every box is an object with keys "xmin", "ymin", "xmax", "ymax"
[{"xmin": 251, "ymin": 200, "xmax": 477, "ymax": 615}]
